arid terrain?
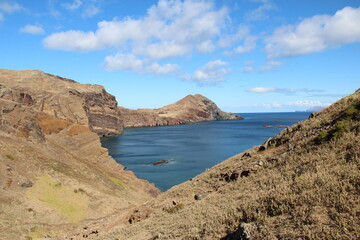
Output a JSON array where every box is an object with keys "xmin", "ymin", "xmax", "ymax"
[
  {"xmin": 62, "ymin": 89, "xmax": 360, "ymax": 240},
  {"xmin": 0, "ymin": 69, "xmax": 242, "ymax": 240}
]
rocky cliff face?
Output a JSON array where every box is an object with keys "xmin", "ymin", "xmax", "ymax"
[
  {"xmin": 0, "ymin": 69, "xmax": 123, "ymax": 137},
  {"xmin": 0, "ymin": 69, "xmax": 160, "ymax": 239},
  {"xmin": 119, "ymin": 94, "xmax": 243, "ymax": 128}
]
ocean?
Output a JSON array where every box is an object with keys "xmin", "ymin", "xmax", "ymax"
[{"xmin": 101, "ymin": 112, "xmax": 310, "ymax": 191}]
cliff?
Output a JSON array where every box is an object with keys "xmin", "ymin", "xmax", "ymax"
[
  {"xmin": 0, "ymin": 69, "xmax": 123, "ymax": 137},
  {"xmin": 75, "ymin": 90, "xmax": 360, "ymax": 239},
  {"xmin": 0, "ymin": 69, "xmax": 160, "ymax": 239},
  {"xmin": 119, "ymin": 94, "xmax": 243, "ymax": 128}
]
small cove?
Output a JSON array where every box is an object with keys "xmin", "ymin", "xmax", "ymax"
[{"xmin": 101, "ymin": 112, "xmax": 310, "ymax": 191}]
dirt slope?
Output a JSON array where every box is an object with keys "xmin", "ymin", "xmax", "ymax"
[
  {"xmin": 72, "ymin": 89, "xmax": 359, "ymax": 240},
  {"xmin": 0, "ymin": 69, "xmax": 160, "ymax": 240}
]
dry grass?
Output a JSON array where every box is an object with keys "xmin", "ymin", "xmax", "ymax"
[
  {"xmin": 36, "ymin": 112, "xmax": 71, "ymax": 135},
  {"xmin": 96, "ymin": 90, "xmax": 360, "ymax": 240},
  {"xmin": 27, "ymin": 175, "xmax": 88, "ymax": 223}
]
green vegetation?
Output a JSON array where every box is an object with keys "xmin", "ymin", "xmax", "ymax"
[
  {"xmin": 28, "ymin": 227, "xmax": 46, "ymax": 239},
  {"xmin": 27, "ymin": 175, "xmax": 88, "ymax": 223},
  {"xmin": 110, "ymin": 177, "xmax": 127, "ymax": 189},
  {"xmin": 316, "ymin": 101, "xmax": 359, "ymax": 144},
  {"xmin": 6, "ymin": 154, "xmax": 14, "ymax": 160}
]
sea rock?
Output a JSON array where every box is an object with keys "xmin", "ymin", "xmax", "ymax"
[
  {"xmin": 153, "ymin": 159, "xmax": 171, "ymax": 166},
  {"xmin": 194, "ymin": 194, "xmax": 202, "ymax": 200}
]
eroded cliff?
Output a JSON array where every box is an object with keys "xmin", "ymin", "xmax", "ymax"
[{"xmin": 0, "ymin": 69, "xmax": 160, "ymax": 239}]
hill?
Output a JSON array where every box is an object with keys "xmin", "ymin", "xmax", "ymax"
[
  {"xmin": 0, "ymin": 69, "xmax": 160, "ymax": 239},
  {"xmin": 70, "ymin": 89, "xmax": 360, "ymax": 239},
  {"xmin": 118, "ymin": 94, "xmax": 243, "ymax": 128}
]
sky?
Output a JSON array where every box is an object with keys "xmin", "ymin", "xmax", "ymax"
[{"xmin": 0, "ymin": 0, "xmax": 359, "ymax": 112}]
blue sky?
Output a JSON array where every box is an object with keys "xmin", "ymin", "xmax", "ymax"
[{"xmin": 0, "ymin": 0, "xmax": 359, "ymax": 112}]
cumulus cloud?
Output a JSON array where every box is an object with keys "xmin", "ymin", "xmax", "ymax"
[
  {"xmin": 0, "ymin": 1, "xmax": 22, "ymax": 13},
  {"xmin": 82, "ymin": 5, "xmax": 100, "ymax": 18},
  {"xmin": 246, "ymin": 2, "xmax": 275, "ymax": 21},
  {"xmin": 44, "ymin": 0, "xmax": 257, "ymax": 79},
  {"xmin": 265, "ymin": 6, "xmax": 360, "ymax": 59},
  {"xmin": 0, "ymin": 1, "xmax": 22, "ymax": 21},
  {"xmin": 247, "ymin": 87, "xmax": 324, "ymax": 94},
  {"xmin": 44, "ymin": 0, "xmax": 228, "ymax": 56},
  {"xmin": 183, "ymin": 60, "xmax": 232, "ymax": 85},
  {"xmin": 224, "ymin": 36, "xmax": 257, "ymax": 55},
  {"xmin": 20, "ymin": 24, "xmax": 45, "ymax": 35},
  {"xmin": 260, "ymin": 60, "xmax": 284, "ymax": 71},
  {"xmin": 219, "ymin": 26, "xmax": 257, "ymax": 55},
  {"xmin": 62, "ymin": 0, "xmax": 82, "ymax": 11},
  {"xmin": 104, "ymin": 53, "xmax": 180, "ymax": 74}
]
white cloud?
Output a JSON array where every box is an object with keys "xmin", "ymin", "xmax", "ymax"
[
  {"xmin": 82, "ymin": 5, "xmax": 99, "ymax": 18},
  {"xmin": 246, "ymin": 2, "xmax": 275, "ymax": 21},
  {"xmin": 240, "ymin": 61, "xmax": 256, "ymax": 73},
  {"xmin": 44, "ymin": 30, "xmax": 99, "ymax": 51},
  {"xmin": 62, "ymin": 0, "xmax": 82, "ymax": 11},
  {"xmin": 225, "ymin": 36, "xmax": 257, "ymax": 55},
  {"xmin": 20, "ymin": 24, "xmax": 45, "ymax": 35},
  {"xmin": 196, "ymin": 40, "xmax": 215, "ymax": 53},
  {"xmin": 44, "ymin": 0, "xmax": 228, "ymax": 56},
  {"xmin": 183, "ymin": 60, "xmax": 232, "ymax": 85},
  {"xmin": 44, "ymin": 0, "xmax": 253, "ymax": 77},
  {"xmin": 247, "ymin": 87, "xmax": 277, "ymax": 93},
  {"xmin": 104, "ymin": 53, "xmax": 180, "ymax": 75},
  {"xmin": 221, "ymin": 26, "xmax": 257, "ymax": 55},
  {"xmin": 260, "ymin": 60, "xmax": 284, "ymax": 71},
  {"xmin": 265, "ymin": 6, "xmax": 360, "ymax": 59},
  {"xmin": 146, "ymin": 62, "xmax": 180, "ymax": 74},
  {"xmin": 0, "ymin": 1, "xmax": 22, "ymax": 13},
  {"xmin": 247, "ymin": 87, "xmax": 324, "ymax": 94},
  {"xmin": 136, "ymin": 41, "xmax": 190, "ymax": 59},
  {"xmin": 262, "ymin": 100, "xmax": 331, "ymax": 108}
]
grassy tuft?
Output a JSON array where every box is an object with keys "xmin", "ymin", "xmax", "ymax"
[
  {"xmin": 110, "ymin": 177, "xmax": 127, "ymax": 189},
  {"xmin": 27, "ymin": 175, "xmax": 88, "ymax": 223}
]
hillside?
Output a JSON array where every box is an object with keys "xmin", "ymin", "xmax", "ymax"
[
  {"xmin": 67, "ymin": 89, "xmax": 360, "ymax": 239},
  {"xmin": 118, "ymin": 94, "xmax": 243, "ymax": 128},
  {"xmin": 0, "ymin": 69, "xmax": 160, "ymax": 240}
]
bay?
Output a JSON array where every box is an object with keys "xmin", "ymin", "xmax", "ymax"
[{"xmin": 101, "ymin": 112, "xmax": 310, "ymax": 191}]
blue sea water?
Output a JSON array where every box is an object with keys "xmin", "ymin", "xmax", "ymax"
[{"xmin": 101, "ymin": 112, "xmax": 310, "ymax": 191}]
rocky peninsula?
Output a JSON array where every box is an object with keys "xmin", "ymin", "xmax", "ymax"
[
  {"xmin": 0, "ymin": 69, "xmax": 242, "ymax": 239},
  {"xmin": 118, "ymin": 94, "xmax": 243, "ymax": 128}
]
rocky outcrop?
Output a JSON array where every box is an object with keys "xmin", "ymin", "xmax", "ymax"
[
  {"xmin": 119, "ymin": 94, "xmax": 243, "ymax": 128},
  {"xmin": 0, "ymin": 69, "xmax": 160, "ymax": 239},
  {"xmin": 0, "ymin": 69, "xmax": 123, "ymax": 137}
]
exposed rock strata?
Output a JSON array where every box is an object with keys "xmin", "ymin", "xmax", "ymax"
[
  {"xmin": 0, "ymin": 69, "xmax": 123, "ymax": 137},
  {"xmin": 119, "ymin": 94, "xmax": 243, "ymax": 128},
  {"xmin": 0, "ymin": 69, "xmax": 160, "ymax": 239}
]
